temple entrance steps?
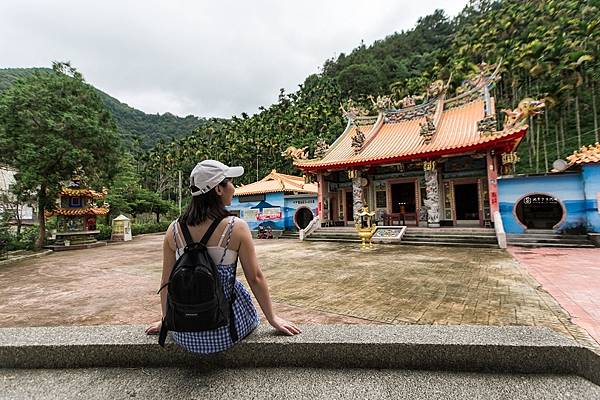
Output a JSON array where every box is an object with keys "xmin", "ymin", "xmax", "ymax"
[
  {"xmin": 507, "ymin": 230, "xmax": 596, "ymax": 248},
  {"xmin": 303, "ymin": 226, "xmax": 360, "ymax": 243},
  {"xmin": 280, "ymin": 230, "xmax": 299, "ymax": 239},
  {"xmin": 305, "ymin": 226, "xmax": 499, "ymax": 247},
  {"xmin": 401, "ymin": 227, "xmax": 498, "ymax": 248}
]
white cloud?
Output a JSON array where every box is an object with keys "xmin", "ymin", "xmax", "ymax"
[{"xmin": 0, "ymin": 0, "xmax": 468, "ymax": 118}]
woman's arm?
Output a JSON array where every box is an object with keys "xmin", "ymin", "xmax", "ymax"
[
  {"xmin": 145, "ymin": 224, "xmax": 176, "ymax": 334},
  {"xmin": 236, "ymin": 221, "xmax": 301, "ymax": 336}
]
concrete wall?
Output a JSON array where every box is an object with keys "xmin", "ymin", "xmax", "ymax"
[
  {"xmin": 582, "ymin": 164, "xmax": 600, "ymax": 233},
  {"xmin": 284, "ymin": 194, "xmax": 318, "ymax": 230},
  {"xmin": 229, "ymin": 192, "xmax": 317, "ymax": 231},
  {"xmin": 498, "ymin": 173, "xmax": 586, "ymax": 233}
]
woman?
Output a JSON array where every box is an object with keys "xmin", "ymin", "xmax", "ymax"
[{"xmin": 145, "ymin": 160, "xmax": 300, "ymax": 353}]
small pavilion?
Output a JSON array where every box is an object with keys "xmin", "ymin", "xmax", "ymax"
[{"xmin": 45, "ymin": 176, "xmax": 109, "ymax": 249}]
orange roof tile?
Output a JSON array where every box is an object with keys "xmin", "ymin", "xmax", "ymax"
[
  {"xmin": 61, "ymin": 187, "xmax": 107, "ymax": 199},
  {"xmin": 566, "ymin": 142, "xmax": 600, "ymax": 168},
  {"xmin": 234, "ymin": 170, "xmax": 317, "ymax": 196},
  {"xmin": 45, "ymin": 206, "xmax": 109, "ymax": 217},
  {"xmin": 295, "ymin": 97, "xmax": 526, "ymax": 171}
]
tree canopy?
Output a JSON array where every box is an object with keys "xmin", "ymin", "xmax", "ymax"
[{"xmin": 0, "ymin": 62, "xmax": 121, "ymax": 248}]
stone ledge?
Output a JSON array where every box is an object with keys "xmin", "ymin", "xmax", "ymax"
[
  {"xmin": 0, "ymin": 250, "xmax": 52, "ymax": 267},
  {"xmin": 0, "ymin": 325, "xmax": 598, "ymax": 385}
]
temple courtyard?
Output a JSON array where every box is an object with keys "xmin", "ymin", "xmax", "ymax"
[{"xmin": 0, "ymin": 234, "xmax": 598, "ymax": 350}]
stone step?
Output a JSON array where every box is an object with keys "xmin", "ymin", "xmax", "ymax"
[
  {"xmin": 404, "ymin": 233, "xmax": 497, "ymax": 239},
  {"xmin": 407, "ymin": 228, "xmax": 495, "ymax": 234},
  {"xmin": 403, "ymin": 236, "xmax": 497, "ymax": 244},
  {"xmin": 506, "ymin": 233, "xmax": 588, "ymax": 240},
  {"xmin": 305, "ymin": 237, "xmax": 361, "ymax": 243},
  {"xmin": 506, "ymin": 237, "xmax": 592, "ymax": 245},
  {"xmin": 3, "ymin": 367, "xmax": 598, "ymax": 399},
  {"xmin": 400, "ymin": 240, "xmax": 498, "ymax": 248},
  {"xmin": 507, "ymin": 242, "xmax": 596, "ymax": 248}
]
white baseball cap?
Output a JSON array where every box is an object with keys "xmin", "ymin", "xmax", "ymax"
[{"xmin": 189, "ymin": 160, "xmax": 244, "ymax": 196}]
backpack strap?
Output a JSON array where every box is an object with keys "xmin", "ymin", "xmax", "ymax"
[
  {"xmin": 219, "ymin": 217, "xmax": 239, "ymax": 343},
  {"xmin": 200, "ymin": 216, "xmax": 227, "ymax": 245},
  {"xmin": 218, "ymin": 217, "xmax": 235, "ymax": 265},
  {"xmin": 177, "ymin": 216, "xmax": 226, "ymax": 247},
  {"xmin": 158, "ymin": 319, "xmax": 168, "ymax": 347}
]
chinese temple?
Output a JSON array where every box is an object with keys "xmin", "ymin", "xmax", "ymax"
[
  {"xmin": 229, "ymin": 169, "xmax": 318, "ymax": 232},
  {"xmin": 45, "ymin": 176, "xmax": 109, "ymax": 249},
  {"xmin": 294, "ymin": 65, "xmax": 539, "ymax": 229}
]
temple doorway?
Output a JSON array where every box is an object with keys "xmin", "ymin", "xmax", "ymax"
[
  {"xmin": 515, "ymin": 194, "xmax": 563, "ymax": 229},
  {"xmin": 345, "ymin": 191, "xmax": 353, "ymax": 222},
  {"xmin": 294, "ymin": 207, "xmax": 314, "ymax": 229},
  {"xmin": 454, "ymin": 183, "xmax": 480, "ymax": 224},
  {"xmin": 390, "ymin": 182, "xmax": 416, "ymax": 213},
  {"xmin": 329, "ymin": 197, "xmax": 336, "ymax": 221}
]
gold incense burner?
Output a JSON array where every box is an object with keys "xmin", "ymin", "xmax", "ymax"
[{"xmin": 355, "ymin": 206, "xmax": 377, "ymax": 249}]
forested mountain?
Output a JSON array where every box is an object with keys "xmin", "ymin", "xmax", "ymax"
[
  {"xmin": 0, "ymin": 68, "xmax": 212, "ymax": 149},
  {"xmin": 2, "ymin": 0, "xmax": 599, "ymax": 200}
]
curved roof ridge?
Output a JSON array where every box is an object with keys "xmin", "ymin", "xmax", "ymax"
[{"xmin": 358, "ymin": 112, "xmax": 385, "ymax": 152}]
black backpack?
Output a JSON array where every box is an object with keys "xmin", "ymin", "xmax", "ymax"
[{"xmin": 158, "ymin": 216, "xmax": 238, "ymax": 347}]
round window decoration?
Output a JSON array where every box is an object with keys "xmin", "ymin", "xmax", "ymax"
[
  {"xmin": 294, "ymin": 207, "xmax": 314, "ymax": 230},
  {"xmin": 515, "ymin": 194, "xmax": 563, "ymax": 229}
]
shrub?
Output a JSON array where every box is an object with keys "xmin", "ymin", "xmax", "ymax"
[
  {"xmin": 131, "ymin": 221, "xmax": 170, "ymax": 236},
  {"xmin": 97, "ymin": 224, "xmax": 112, "ymax": 240},
  {"xmin": 8, "ymin": 225, "xmax": 39, "ymax": 251}
]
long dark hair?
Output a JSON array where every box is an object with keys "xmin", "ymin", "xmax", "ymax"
[{"xmin": 181, "ymin": 179, "xmax": 231, "ymax": 226}]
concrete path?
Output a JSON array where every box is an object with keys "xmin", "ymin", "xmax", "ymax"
[
  {"xmin": 508, "ymin": 247, "xmax": 600, "ymax": 344},
  {"xmin": 2, "ymin": 368, "xmax": 598, "ymax": 400}
]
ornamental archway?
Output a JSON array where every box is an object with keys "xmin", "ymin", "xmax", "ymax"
[{"xmin": 515, "ymin": 194, "xmax": 564, "ymax": 230}]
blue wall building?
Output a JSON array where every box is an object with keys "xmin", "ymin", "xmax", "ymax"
[
  {"xmin": 228, "ymin": 170, "xmax": 318, "ymax": 231},
  {"xmin": 498, "ymin": 144, "xmax": 600, "ymax": 234}
]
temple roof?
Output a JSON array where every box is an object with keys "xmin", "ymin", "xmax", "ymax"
[
  {"xmin": 295, "ymin": 94, "xmax": 527, "ymax": 172},
  {"xmin": 45, "ymin": 206, "xmax": 109, "ymax": 217},
  {"xmin": 234, "ymin": 170, "xmax": 317, "ymax": 196},
  {"xmin": 566, "ymin": 143, "xmax": 600, "ymax": 168},
  {"xmin": 61, "ymin": 187, "xmax": 107, "ymax": 200}
]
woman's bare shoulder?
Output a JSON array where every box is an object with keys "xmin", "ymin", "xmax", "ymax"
[
  {"xmin": 164, "ymin": 220, "xmax": 178, "ymax": 250},
  {"xmin": 230, "ymin": 217, "xmax": 251, "ymax": 240}
]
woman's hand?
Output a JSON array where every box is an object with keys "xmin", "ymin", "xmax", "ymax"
[
  {"xmin": 268, "ymin": 316, "xmax": 301, "ymax": 336},
  {"xmin": 145, "ymin": 320, "xmax": 162, "ymax": 335}
]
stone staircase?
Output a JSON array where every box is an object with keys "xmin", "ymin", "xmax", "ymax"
[
  {"xmin": 401, "ymin": 227, "xmax": 498, "ymax": 248},
  {"xmin": 507, "ymin": 229, "xmax": 596, "ymax": 248},
  {"xmin": 291, "ymin": 227, "xmax": 597, "ymax": 249},
  {"xmin": 303, "ymin": 226, "xmax": 360, "ymax": 243},
  {"xmin": 305, "ymin": 226, "xmax": 499, "ymax": 247},
  {"xmin": 280, "ymin": 230, "xmax": 299, "ymax": 239}
]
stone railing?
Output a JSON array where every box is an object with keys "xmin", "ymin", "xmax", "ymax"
[
  {"xmin": 494, "ymin": 210, "xmax": 507, "ymax": 249},
  {"xmin": 299, "ymin": 215, "xmax": 320, "ymax": 241}
]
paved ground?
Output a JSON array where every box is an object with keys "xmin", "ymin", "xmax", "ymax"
[
  {"xmin": 2, "ymin": 368, "xmax": 598, "ymax": 400},
  {"xmin": 0, "ymin": 235, "xmax": 597, "ymax": 349},
  {"xmin": 508, "ymin": 247, "xmax": 600, "ymax": 344}
]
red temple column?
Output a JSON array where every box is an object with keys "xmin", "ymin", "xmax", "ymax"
[
  {"xmin": 317, "ymin": 173, "xmax": 324, "ymax": 218},
  {"xmin": 486, "ymin": 150, "xmax": 499, "ymax": 222}
]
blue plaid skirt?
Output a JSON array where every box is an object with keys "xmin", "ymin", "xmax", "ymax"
[{"xmin": 171, "ymin": 261, "xmax": 260, "ymax": 353}]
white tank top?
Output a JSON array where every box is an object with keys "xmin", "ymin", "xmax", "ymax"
[{"xmin": 172, "ymin": 217, "xmax": 239, "ymax": 265}]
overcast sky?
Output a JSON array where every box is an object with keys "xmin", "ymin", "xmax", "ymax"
[{"xmin": 1, "ymin": 1, "xmax": 468, "ymax": 118}]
